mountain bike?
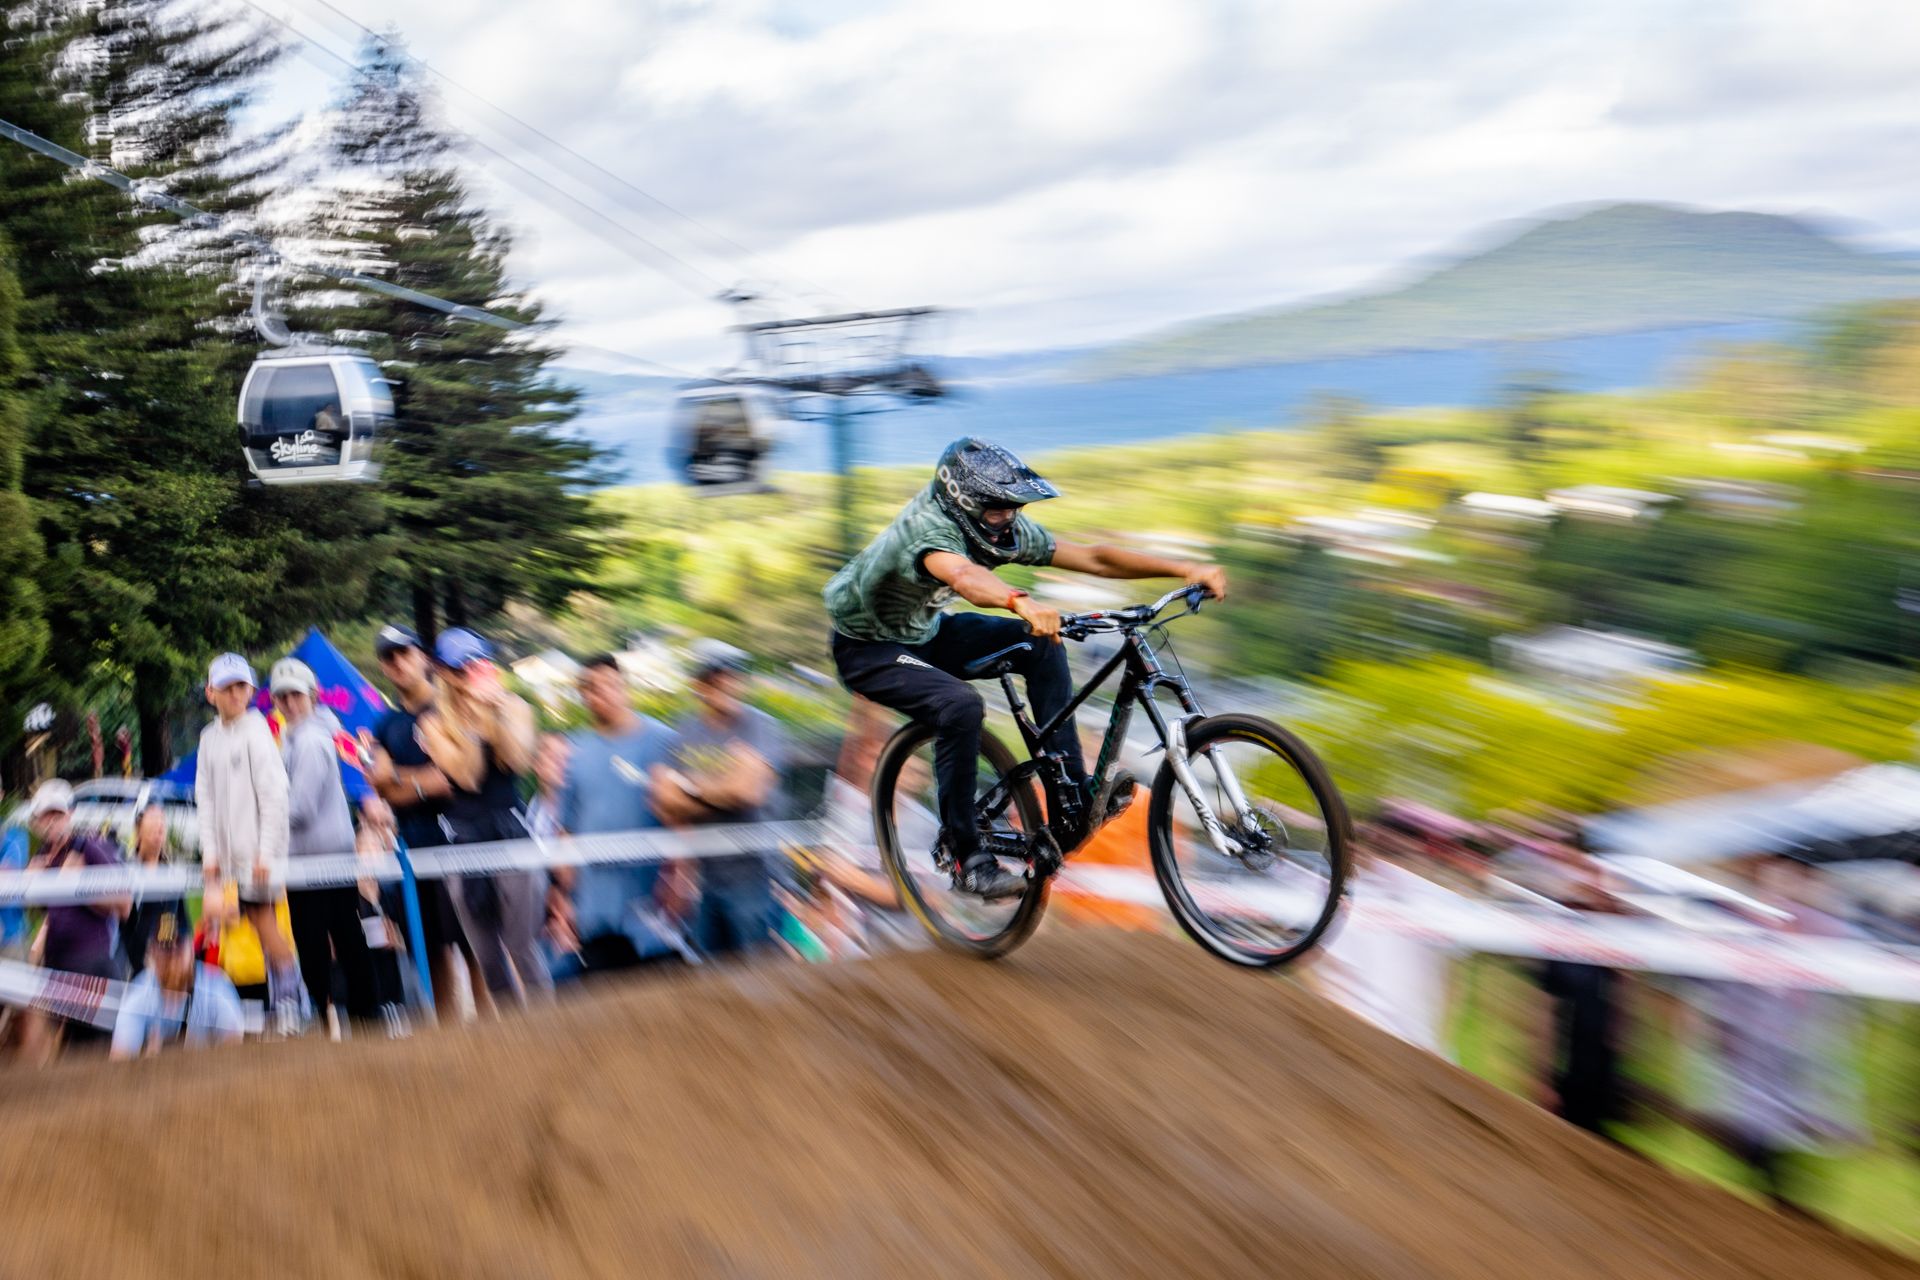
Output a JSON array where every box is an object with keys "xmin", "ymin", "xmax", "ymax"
[{"xmin": 871, "ymin": 585, "xmax": 1350, "ymax": 967}]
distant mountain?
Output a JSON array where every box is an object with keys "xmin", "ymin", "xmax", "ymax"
[{"xmin": 1084, "ymin": 202, "xmax": 1920, "ymax": 379}]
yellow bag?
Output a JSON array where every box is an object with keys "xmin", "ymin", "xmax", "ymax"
[{"xmin": 210, "ymin": 886, "xmax": 293, "ymax": 988}]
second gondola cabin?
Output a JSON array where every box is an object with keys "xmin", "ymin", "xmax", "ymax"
[
  {"xmin": 238, "ymin": 349, "xmax": 394, "ymax": 486},
  {"xmin": 669, "ymin": 383, "xmax": 789, "ymax": 492}
]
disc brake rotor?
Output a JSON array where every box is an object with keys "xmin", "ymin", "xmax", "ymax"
[{"xmin": 1230, "ymin": 804, "xmax": 1288, "ymax": 874}]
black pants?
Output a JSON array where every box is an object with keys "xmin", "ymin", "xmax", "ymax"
[
  {"xmin": 288, "ymin": 886, "xmax": 378, "ymax": 1021},
  {"xmin": 832, "ymin": 613, "xmax": 1083, "ymax": 862}
]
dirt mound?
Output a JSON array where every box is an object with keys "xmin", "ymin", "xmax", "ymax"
[{"xmin": 1, "ymin": 928, "xmax": 1913, "ymax": 1279}]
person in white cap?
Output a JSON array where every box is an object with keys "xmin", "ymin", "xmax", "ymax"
[
  {"xmin": 271, "ymin": 657, "xmax": 377, "ymax": 1032},
  {"xmin": 16, "ymin": 778, "xmax": 130, "ymax": 1065},
  {"xmin": 196, "ymin": 652, "xmax": 300, "ymax": 1035}
]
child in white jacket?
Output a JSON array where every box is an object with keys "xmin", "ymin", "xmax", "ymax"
[{"xmin": 196, "ymin": 653, "xmax": 301, "ymax": 1034}]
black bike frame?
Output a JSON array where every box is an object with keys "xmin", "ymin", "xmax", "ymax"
[{"xmin": 992, "ymin": 627, "xmax": 1202, "ymax": 828}]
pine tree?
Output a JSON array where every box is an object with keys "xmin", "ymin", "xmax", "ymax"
[{"xmin": 311, "ymin": 40, "xmax": 610, "ymax": 644}]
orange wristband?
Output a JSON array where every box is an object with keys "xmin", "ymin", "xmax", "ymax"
[{"xmin": 1005, "ymin": 589, "xmax": 1030, "ymax": 610}]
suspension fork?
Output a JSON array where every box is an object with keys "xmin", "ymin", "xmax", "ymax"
[
  {"xmin": 1159, "ymin": 663, "xmax": 1261, "ymax": 833},
  {"xmin": 1166, "ymin": 716, "xmax": 1244, "ymax": 858},
  {"xmin": 1199, "ymin": 735, "xmax": 1259, "ymax": 829},
  {"xmin": 1137, "ymin": 677, "xmax": 1242, "ymax": 858}
]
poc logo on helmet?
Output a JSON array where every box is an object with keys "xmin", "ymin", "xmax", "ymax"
[{"xmin": 936, "ymin": 464, "xmax": 979, "ymax": 513}]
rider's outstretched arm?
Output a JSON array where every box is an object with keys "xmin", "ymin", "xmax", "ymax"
[
  {"xmin": 1051, "ymin": 541, "xmax": 1228, "ymax": 600},
  {"xmin": 924, "ymin": 550, "xmax": 1061, "ymax": 638}
]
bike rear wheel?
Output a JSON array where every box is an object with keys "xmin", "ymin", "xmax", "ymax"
[
  {"xmin": 873, "ymin": 721, "xmax": 1049, "ymax": 958},
  {"xmin": 1148, "ymin": 713, "xmax": 1350, "ymax": 967}
]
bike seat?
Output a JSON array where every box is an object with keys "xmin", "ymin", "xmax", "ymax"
[{"xmin": 962, "ymin": 642, "xmax": 1032, "ymax": 680}]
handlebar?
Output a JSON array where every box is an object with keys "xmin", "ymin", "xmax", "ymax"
[{"xmin": 1058, "ymin": 583, "xmax": 1211, "ymax": 640}]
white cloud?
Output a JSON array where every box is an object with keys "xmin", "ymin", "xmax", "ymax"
[{"xmin": 236, "ymin": 0, "xmax": 1920, "ymax": 371}]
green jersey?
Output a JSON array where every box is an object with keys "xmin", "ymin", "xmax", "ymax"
[{"xmin": 825, "ymin": 486, "xmax": 1055, "ymax": 644}]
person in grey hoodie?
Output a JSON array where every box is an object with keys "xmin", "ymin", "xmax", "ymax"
[{"xmin": 271, "ymin": 658, "xmax": 377, "ymax": 1029}]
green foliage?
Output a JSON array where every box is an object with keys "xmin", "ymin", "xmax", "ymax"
[
  {"xmin": 1304, "ymin": 393, "xmax": 1386, "ymax": 481},
  {"xmin": 0, "ymin": 233, "xmax": 48, "ymax": 749},
  {"xmin": 1301, "ymin": 659, "xmax": 1920, "ymax": 819}
]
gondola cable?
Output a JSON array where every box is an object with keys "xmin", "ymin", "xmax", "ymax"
[{"xmin": 0, "ymin": 113, "xmax": 697, "ymax": 487}]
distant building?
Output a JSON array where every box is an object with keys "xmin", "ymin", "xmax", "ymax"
[
  {"xmin": 1458, "ymin": 492, "xmax": 1556, "ymax": 522},
  {"xmin": 1673, "ymin": 476, "xmax": 1799, "ymax": 517},
  {"xmin": 510, "ymin": 649, "xmax": 584, "ymax": 708},
  {"xmin": 1543, "ymin": 485, "xmax": 1675, "ymax": 521},
  {"xmin": 1290, "ymin": 509, "xmax": 1446, "ymax": 565},
  {"xmin": 1757, "ymin": 433, "xmax": 1865, "ymax": 455},
  {"xmin": 1496, "ymin": 625, "xmax": 1694, "ymax": 685}
]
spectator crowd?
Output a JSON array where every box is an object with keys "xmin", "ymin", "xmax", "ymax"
[{"xmin": 0, "ymin": 622, "xmax": 905, "ymax": 1065}]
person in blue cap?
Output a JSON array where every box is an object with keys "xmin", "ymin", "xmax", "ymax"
[
  {"xmin": 417, "ymin": 628, "xmax": 550, "ymax": 1006},
  {"xmin": 362, "ymin": 623, "xmax": 473, "ymax": 1011}
]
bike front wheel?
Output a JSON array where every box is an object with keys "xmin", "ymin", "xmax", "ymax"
[
  {"xmin": 872, "ymin": 721, "xmax": 1049, "ymax": 959},
  {"xmin": 1148, "ymin": 713, "xmax": 1350, "ymax": 968}
]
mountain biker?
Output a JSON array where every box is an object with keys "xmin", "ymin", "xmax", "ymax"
[{"xmin": 825, "ymin": 437, "xmax": 1226, "ymax": 899}]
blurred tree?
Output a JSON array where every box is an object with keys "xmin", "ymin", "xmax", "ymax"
[
  {"xmin": 1216, "ymin": 537, "xmax": 1369, "ymax": 678},
  {"xmin": 1304, "ymin": 391, "xmax": 1385, "ymax": 482},
  {"xmin": 1684, "ymin": 342, "xmax": 1814, "ymax": 434},
  {"xmin": 0, "ymin": 233, "xmax": 49, "ymax": 791},
  {"xmin": 311, "ymin": 40, "xmax": 611, "ymax": 644},
  {"xmin": 1812, "ymin": 300, "xmax": 1920, "ymax": 404},
  {"xmin": 1303, "ymin": 657, "xmax": 1920, "ymax": 819},
  {"xmin": 1496, "ymin": 376, "xmax": 1560, "ymax": 475}
]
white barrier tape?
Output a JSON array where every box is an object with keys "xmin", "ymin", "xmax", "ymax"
[
  {"xmin": 0, "ymin": 821, "xmax": 826, "ymax": 906},
  {"xmin": 8, "ymin": 829, "xmax": 1918, "ymax": 1011},
  {"xmin": 406, "ymin": 821, "xmax": 820, "ymax": 882},
  {"xmin": 1054, "ymin": 866, "xmax": 1920, "ymax": 1002},
  {"xmin": 0, "ymin": 959, "xmax": 124, "ymax": 1030}
]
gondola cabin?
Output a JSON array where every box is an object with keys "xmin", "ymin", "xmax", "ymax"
[
  {"xmin": 670, "ymin": 383, "xmax": 788, "ymax": 492},
  {"xmin": 238, "ymin": 349, "xmax": 394, "ymax": 486}
]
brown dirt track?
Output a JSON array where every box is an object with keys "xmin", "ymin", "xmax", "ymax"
[{"xmin": 1, "ymin": 927, "xmax": 1914, "ymax": 1279}]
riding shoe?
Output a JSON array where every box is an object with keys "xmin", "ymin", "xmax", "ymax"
[{"xmin": 956, "ymin": 856, "xmax": 1028, "ymax": 900}]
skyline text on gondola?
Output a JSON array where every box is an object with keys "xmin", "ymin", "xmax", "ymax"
[{"xmin": 269, "ymin": 430, "xmax": 329, "ymax": 463}]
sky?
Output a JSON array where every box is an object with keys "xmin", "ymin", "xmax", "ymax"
[{"xmin": 234, "ymin": 0, "xmax": 1920, "ymax": 376}]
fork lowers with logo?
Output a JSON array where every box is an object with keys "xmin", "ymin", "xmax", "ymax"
[{"xmin": 871, "ymin": 585, "xmax": 1351, "ymax": 966}]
